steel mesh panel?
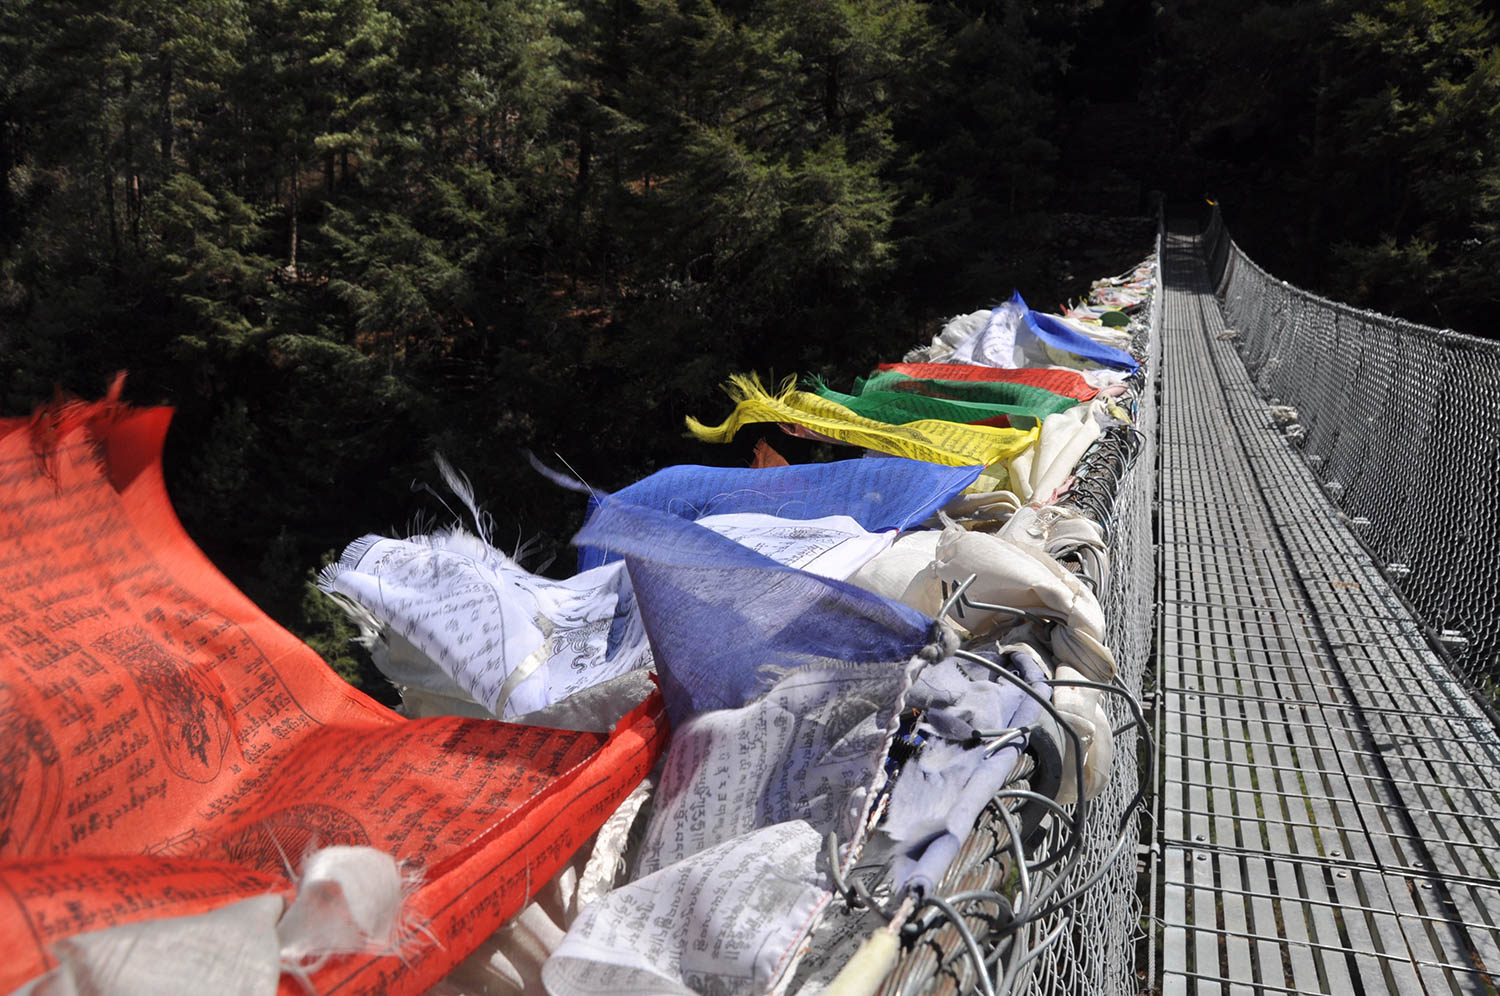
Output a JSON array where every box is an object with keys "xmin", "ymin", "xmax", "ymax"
[
  {"xmin": 1002, "ymin": 231, "xmax": 1163, "ymax": 996},
  {"xmin": 1207, "ymin": 212, "xmax": 1500, "ymax": 716},
  {"xmin": 853, "ymin": 235, "xmax": 1162, "ymax": 996}
]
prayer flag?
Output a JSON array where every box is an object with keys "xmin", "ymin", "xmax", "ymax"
[
  {"xmin": 575, "ymin": 499, "xmax": 931, "ymax": 727},
  {"xmin": 576, "ymin": 452, "xmax": 980, "ymax": 571},
  {"xmin": 853, "ymin": 369, "xmax": 1082, "ymax": 414},
  {"xmin": 872, "ymin": 362, "xmax": 1102, "ymax": 401},
  {"xmin": 548, "ymin": 500, "xmax": 937, "ymax": 995},
  {"xmin": 809, "ymin": 379, "xmax": 1053, "ymax": 429},
  {"xmin": 1015, "ymin": 292, "xmax": 1140, "ymax": 372},
  {"xmin": 0, "ymin": 401, "xmax": 667, "ymax": 995},
  {"xmin": 686, "ymin": 375, "xmax": 1037, "ymax": 472}
]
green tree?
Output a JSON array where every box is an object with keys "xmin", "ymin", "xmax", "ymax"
[
  {"xmin": 1150, "ymin": 0, "xmax": 1500, "ymax": 331},
  {"xmin": 1323, "ymin": 0, "xmax": 1500, "ymax": 324},
  {"xmin": 890, "ymin": 1, "xmax": 1063, "ymax": 311},
  {"xmin": 567, "ymin": 0, "xmax": 933, "ymax": 378}
]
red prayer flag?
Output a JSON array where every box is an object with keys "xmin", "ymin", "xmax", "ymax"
[{"xmin": 873, "ymin": 362, "xmax": 1100, "ymax": 401}]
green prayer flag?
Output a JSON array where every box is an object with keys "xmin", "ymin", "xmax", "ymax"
[
  {"xmin": 810, "ymin": 379, "xmax": 1052, "ymax": 429},
  {"xmin": 851, "ymin": 371, "xmax": 1081, "ymax": 418}
]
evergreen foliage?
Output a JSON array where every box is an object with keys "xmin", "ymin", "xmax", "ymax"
[
  {"xmin": 3, "ymin": 0, "xmax": 1494, "ymax": 694},
  {"xmin": 1154, "ymin": 0, "xmax": 1500, "ymax": 328}
]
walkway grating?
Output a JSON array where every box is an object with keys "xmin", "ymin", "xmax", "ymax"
[{"xmin": 1153, "ymin": 229, "xmax": 1500, "ymax": 995}]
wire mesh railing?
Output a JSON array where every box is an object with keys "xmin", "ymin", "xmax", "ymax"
[
  {"xmin": 855, "ymin": 230, "xmax": 1163, "ymax": 996},
  {"xmin": 1006, "ymin": 249, "xmax": 1159, "ymax": 996},
  {"xmin": 1201, "ymin": 206, "xmax": 1500, "ymax": 721}
]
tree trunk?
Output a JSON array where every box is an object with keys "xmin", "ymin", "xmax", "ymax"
[
  {"xmin": 159, "ymin": 62, "xmax": 174, "ymax": 166},
  {"xmin": 123, "ymin": 73, "xmax": 141, "ymax": 245},
  {"xmin": 1306, "ymin": 55, "xmax": 1329, "ymax": 253},
  {"xmin": 823, "ymin": 56, "xmax": 840, "ymax": 126},
  {"xmin": 104, "ymin": 173, "xmax": 120, "ymax": 262},
  {"xmin": 576, "ymin": 126, "xmax": 592, "ymax": 218},
  {"xmin": 130, "ymin": 174, "xmax": 142, "ymax": 244},
  {"xmin": 288, "ymin": 165, "xmax": 300, "ymax": 274},
  {"xmin": 0, "ymin": 115, "xmax": 13, "ymax": 235}
]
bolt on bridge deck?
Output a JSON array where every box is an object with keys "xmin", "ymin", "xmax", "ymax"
[{"xmin": 1152, "ymin": 229, "xmax": 1500, "ymax": 995}]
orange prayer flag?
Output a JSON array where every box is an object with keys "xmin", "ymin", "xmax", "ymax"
[
  {"xmin": 0, "ymin": 397, "xmax": 668, "ymax": 994},
  {"xmin": 750, "ymin": 438, "xmax": 790, "ymax": 468}
]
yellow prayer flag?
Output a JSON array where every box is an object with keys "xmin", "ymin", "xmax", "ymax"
[
  {"xmin": 971, "ymin": 465, "xmax": 1014, "ymax": 494},
  {"xmin": 687, "ymin": 374, "xmax": 1038, "ymax": 469}
]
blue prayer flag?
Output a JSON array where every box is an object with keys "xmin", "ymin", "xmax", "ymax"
[
  {"xmin": 574, "ymin": 500, "xmax": 933, "ymax": 728},
  {"xmin": 577, "ymin": 458, "xmax": 980, "ymax": 572}
]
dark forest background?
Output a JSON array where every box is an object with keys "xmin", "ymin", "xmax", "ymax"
[{"xmin": 3, "ymin": 0, "xmax": 1497, "ymax": 694}]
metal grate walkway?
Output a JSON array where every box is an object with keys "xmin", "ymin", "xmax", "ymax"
[{"xmin": 1153, "ymin": 229, "xmax": 1500, "ymax": 995}]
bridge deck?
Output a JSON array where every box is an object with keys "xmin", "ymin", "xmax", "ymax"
[{"xmin": 1154, "ymin": 231, "xmax": 1500, "ymax": 995}]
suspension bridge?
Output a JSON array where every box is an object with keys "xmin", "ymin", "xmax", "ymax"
[{"xmin": 1140, "ymin": 216, "xmax": 1500, "ymax": 995}]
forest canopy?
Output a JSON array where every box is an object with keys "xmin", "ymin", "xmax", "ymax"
[{"xmin": 3, "ymin": 0, "xmax": 1496, "ymax": 691}]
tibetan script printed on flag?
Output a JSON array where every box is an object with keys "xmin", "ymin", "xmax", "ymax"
[{"xmin": 0, "ymin": 399, "xmax": 667, "ymax": 994}]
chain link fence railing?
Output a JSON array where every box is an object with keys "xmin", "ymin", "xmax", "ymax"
[
  {"xmin": 923, "ymin": 226, "xmax": 1162, "ymax": 996},
  {"xmin": 1201, "ymin": 207, "xmax": 1500, "ymax": 718},
  {"xmin": 823, "ymin": 229, "xmax": 1161, "ymax": 996},
  {"xmin": 1004, "ymin": 297, "xmax": 1156, "ymax": 996},
  {"xmin": 1013, "ymin": 227, "xmax": 1161, "ymax": 996}
]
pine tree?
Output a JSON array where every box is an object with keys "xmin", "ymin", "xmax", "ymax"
[
  {"xmin": 890, "ymin": 0, "xmax": 1063, "ymax": 312},
  {"xmin": 569, "ymin": 0, "xmax": 932, "ymax": 372},
  {"xmin": 1324, "ymin": 0, "xmax": 1500, "ymax": 325}
]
